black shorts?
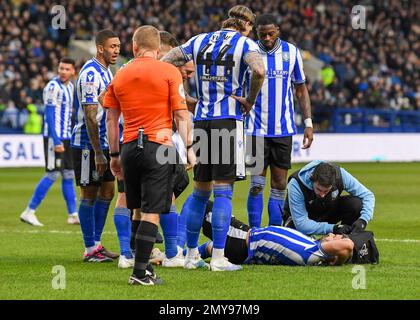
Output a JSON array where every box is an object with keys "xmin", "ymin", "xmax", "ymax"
[
  {"xmin": 193, "ymin": 119, "xmax": 245, "ymax": 182},
  {"xmin": 72, "ymin": 148, "xmax": 115, "ymax": 186},
  {"xmin": 44, "ymin": 138, "xmax": 73, "ymax": 172},
  {"xmin": 121, "ymin": 140, "xmax": 174, "ymax": 213},
  {"xmin": 202, "ymin": 201, "xmax": 250, "ymax": 265},
  {"xmin": 246, "ymin": 135, "xmax": 292, "ymax": 173}
]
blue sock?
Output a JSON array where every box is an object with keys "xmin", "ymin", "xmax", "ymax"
[
  {"xmin": 186, "ymin": 188, "xmax": 211, "ymax": 249},
  {"xmin": 198, "ymin": 241, "xmax": 211, "ymax": 260},
  {"xmin": 28, "ymin": 173, "xmax": 58, "ymax": 210},
  {"xmin": 212, "ymin": 185, "xmax": 233, "ymax": 250},
  {"xmin": 62, "ymin": 179, "xmax": 77, "ymax": 214},
  {"xmin": 78, "ymin": 199, "xmax": 95, "ymax": 248},
  {"xmin": 160, "ymin": 204, "xmax": 178, "ymax": 259},
  {"xmin": 113, "ymin": 207, "xmax": 132, "ymax": 258},
  {"xmin": 268, "ymin": 188, "xmax": 285, "ymax": 226},
  {"xmin": 247, "ymin": 175, "xmax": 265, "ymax": 228},
  {"xmin": 94, "ymin": 198, "xmax": 111, "ymax": 243},
  {"xmin": 177, "ymin": 194, "xmax": 192, "ymax": 248}
]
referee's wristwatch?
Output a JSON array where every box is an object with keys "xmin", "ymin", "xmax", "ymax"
[{"xmin": 109, "ymin": 152, "xmax": 120, "ymax": 158}]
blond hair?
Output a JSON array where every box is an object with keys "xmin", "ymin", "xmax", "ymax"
[
  {"xmin": 222, "ymin": 5, "xmax": 255, "ymax": 32},
  {"xmin": 132, "ymin": 25, "xmax": 160, "ymax": 51}
]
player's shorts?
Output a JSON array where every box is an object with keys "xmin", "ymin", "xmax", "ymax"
[
  {"xmin": 246, "ymin": 135, "xmax": 292, "ymax": 172},
  {"xmin": 44, "ymin": 138, "xmax": 73, "ymax": 172},
  {"xmin": 72, "ymin": 148, "xmax": 115, "ymax": 187},
  {"xmin": 202, "ymin": 201, "xmax": 250, "ymax": 265},
  {"xmin": 193, "ymin": 119, "xmax": 245, "ymax": 182},
  {"xmin": 121, "ymin": 140, "xmax": 174, "ymax": 213}
]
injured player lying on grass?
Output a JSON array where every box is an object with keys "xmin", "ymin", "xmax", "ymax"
[{"xmin": 151, "ymin": 201, "xmax": 379, "ymax": 267}]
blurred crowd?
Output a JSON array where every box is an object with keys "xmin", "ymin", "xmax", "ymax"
[{"xmin": 1, "ymin": 0, "xmax": 419, "ymax": 132}]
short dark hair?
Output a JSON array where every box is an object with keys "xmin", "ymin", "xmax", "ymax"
[
  {"xmin": 95, "ymin": 29, "xmax": 118, "ymax": 46},
  {"xmin": 59, "ymin": 57, "xmax": 75, "ymax": 66},
  {"xmin": 159, "ymin": 31, "xmax": 179, "ymax": 48},
  {"xmin": 310, "ymin": 162, "xmax": 337, "ymax": 187},
  {"xmin": 255, "ymin": 14, "xmax": 278, "ymax": 28}
]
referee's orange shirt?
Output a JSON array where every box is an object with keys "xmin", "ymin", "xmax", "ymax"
[{"xmin": 103, "ymin": 57, "xmax": 187, "ymax": 145}]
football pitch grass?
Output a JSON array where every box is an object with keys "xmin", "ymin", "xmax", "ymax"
[{"xmin": 1, "ymin": 163, "xmax": 419, "ymax": 300}]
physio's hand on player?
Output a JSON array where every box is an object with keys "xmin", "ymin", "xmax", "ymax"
[
  {"xmin": 302, "ymin": 127, "xmax": 314, "ymax": 149},
  {"xmin": 110, "ymin": 157, "xmax": 123, "ymax": 180},
  {"xmin": 54, "ymin": 144, "xmax": 65, "ymax": 153},
  {"xmin": 351, "ymin": 219, "xmax": 367, "ymax": 233},
  {"xmin": 231, "ymin": 95, "xmax": 254, "ymax": 115},
  {"xmin": 333, "ymin": 224, "xmax": 352, "ymax": 235},
  {"xmin": 94, "ymin": 152, "xmax": 108, "ymax": 177}
]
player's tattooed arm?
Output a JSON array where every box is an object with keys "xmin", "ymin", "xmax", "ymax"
[
  {"xmin": 295, "ymin": 84, "xmax": 314, "ymax": 149},
  {"xmin": 232, "ymin": 52, "xmax": 265, "ymax": 113},
  {"xmin": 161, "ymin": 47, "xmax": 188, "ymax": 67},
  {"xmin": 83, "ymin": 104, "xmax": 107, "ymax": 176},
  {"xmin": 245, "ymin": 52, "xmax": 265, "ymax": 104}
]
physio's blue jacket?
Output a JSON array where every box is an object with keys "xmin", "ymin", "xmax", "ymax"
[{"xmin": 287, "ymin": 160, "xmax": 375, "ymax": 235}]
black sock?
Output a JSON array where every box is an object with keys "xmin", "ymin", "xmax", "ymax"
[
  {"xmin": 133, "ymin": 220, "xmax": 158, "ymax": 279},
  {"xmin": 131, "ymin": 220, "xmax": 140, "ymax": 251}
]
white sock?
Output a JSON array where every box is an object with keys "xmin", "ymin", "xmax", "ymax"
[
  {"xmin": 95, "ymin": 241, "xmax": 101, "ymax": 247},
  {"xmin": 69, "ymin": 212, "xmax": 78, "ymax": 216},
  {"xmin": 186, "ymin": 247, "xmax": 199, "ymax": 258},
  {"xmin": 26, "ymin": 207, "xmax": 36, "ymax": 215},
  {"xmin": 85, "ymin": 246, "xmax": 96, "ymax": 254},
  {"xmin": 212, "ymin": 248, "xmax": 225, "ymax": 260}
]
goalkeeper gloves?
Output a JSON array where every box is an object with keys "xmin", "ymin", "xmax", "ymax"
[
  {"xmin": 333, "ymin": 224, "xmax": 352, "ymax": 235},
  {"xmin": 351, "ymin": 219, "xmax": 367, "ymax": 233}
]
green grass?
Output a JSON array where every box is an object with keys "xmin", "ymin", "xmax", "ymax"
[{"xmin": 1, "ymin": 163, "xmax": 420, "ymax": 299}]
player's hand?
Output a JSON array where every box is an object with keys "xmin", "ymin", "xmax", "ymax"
[
  {"xmin": 351, "ymin": 219, "xmax": 367, "ymax": 233},
  {"xmin": 333, "ymin": 224, "xmax": 352, "ymax": 235},
  {"xmin": 110, "ymin": 157, "xmax": 123, "ymax": 180},
  {"xmin": 94, "ymin": 152, "xmax": 108, "ymax": 177},
  {"xmin": 231, "ymin": 95, "xmax": 254, "ymax": 115},
  {"xmin": 54, "ymin": 144, "xmax": 65, "ymax": 153},
  {"xmin": 187, "ymin": 147, "xmax": 197, "ymax": 168},
  {"xmin": 302, "ymin": 127, "xmax": 314, "ymax": 149}
]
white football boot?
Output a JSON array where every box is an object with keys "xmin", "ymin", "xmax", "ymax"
[
  {"xmin": 118, "ymin": 255, "xmax": 135, "ymax": 268},
  {"xmin": 210, "ymin": 257, "xmax": 242, "ymax": 271},
  {"xmin": 67, "ymin": 212, "xmax": 80, "ymax": 225},
  {"xmin": 20, "ymin": 208, "xmax": 44, "ymax": 227}
]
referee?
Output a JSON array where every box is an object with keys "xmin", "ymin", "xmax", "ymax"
[{"xmin": 104, "ymin": 26, "xmax": 192, "ymax": 286}]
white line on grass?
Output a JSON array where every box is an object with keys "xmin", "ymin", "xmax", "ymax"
[{"xmin": 1, "ymin": 229, "xmax": 420, "ymax": 243}]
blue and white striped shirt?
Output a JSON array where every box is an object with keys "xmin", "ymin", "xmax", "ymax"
[
  {"xmin": 43, "ymin": 77, "xmax": 74, "ymax": 140},
  {"xmin": 246, "ymin": 226, "xmax": 328, "ymax": 266},
  {"xmin": 246, "ymin": 39, "xmax": 305, "ymax": 137},
  {"xmin": 180, "ymin": 30, "xmax": 259, "ymax": 121},
  {"xmin": 71, "ymin": 58, "xmax": 113, "ymax": 150}
]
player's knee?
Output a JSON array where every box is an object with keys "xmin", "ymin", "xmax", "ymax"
[
  {"xmin": 99, "ymin": 183, "xmax": 115, "ymax": 201},
  {"xmin": 249, "ymin": 175, "xmax": 266, "ymax": 196},
  {"xmin": 61, "ymin": 169, "xmax": 75, "ymax": 180},
  {"xmin": 271, "ymin": 177, "xmax": 287, "ymax": 191},
  {"xmin": 45, "ymin": 171, "xmax": 60, "ymax": 181}
]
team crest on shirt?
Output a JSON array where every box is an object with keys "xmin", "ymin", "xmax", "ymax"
[{"xmin": 282, "ymin": 52, "xmax": 290, "ymax": 62}]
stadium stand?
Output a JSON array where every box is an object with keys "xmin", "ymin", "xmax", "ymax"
[{"xmin": 0, "ymin": 0, "xmax": 419, "ymax": 132}]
